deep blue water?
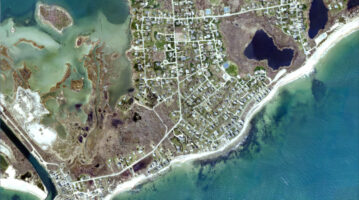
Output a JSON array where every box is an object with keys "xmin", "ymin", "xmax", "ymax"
[
  {"xmin": 43, "ymin": 0, "xmax": 129, "ymax": 24},
  {"xmin": 347, "ymin": 0, "xmax": 359, "ymax": 10},
  {"xmin": 0, "ymin": 0, "xmax": 37, "ymax": 25},
  {"xmin": 115, "ymin": 31, "xmax": 359, "ymax": 200},
  {"xmin": 244, "ymin": 30, "xmax": 294, "ymax": 70},
  {"xmin": 308, "ymin": 0, "xmax": 328, "ymax": 39}
]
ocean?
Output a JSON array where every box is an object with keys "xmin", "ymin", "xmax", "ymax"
[{"xmin": 114, "ymin": 30, "xmax": 359, "ymax": 200}]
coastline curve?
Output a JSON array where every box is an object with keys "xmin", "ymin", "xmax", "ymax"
[{"xmin": 104, "ymin": 16, "xmax": 359, "ymax": 200}]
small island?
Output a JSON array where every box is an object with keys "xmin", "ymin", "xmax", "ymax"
[{"xmin": 36, "ymin": 3, "xmax": 73, "ymax": 33}]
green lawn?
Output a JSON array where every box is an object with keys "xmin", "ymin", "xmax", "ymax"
[
  {"xmin": 0, "ymin": 154, "xmax": 8, "ymax": 172},
  {"xmin": 254, "ymin": 66, "xmax": 266, "ymax": 72},
  {"xmin": 226, "ymin": 64, "xmax": 238, "ymax": 76}
]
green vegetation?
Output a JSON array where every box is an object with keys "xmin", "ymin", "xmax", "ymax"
[
  {"xmin": 0, "ymin": 154, "xmax": 9, "ymax": 172},
  {"xmin": 339, "ymin": 17, "xmax": 345, "ymax": 23},
  {"xmin": 153, "ymin": 62, "xmax": 163, "ymax": 72},
  {"xmin": 133, "ymin": 63, "xmax": 143, "ymax": 72},
  {"xmin": 170, "ymin": 137, "xmax": 183, "ymax": 151},
  {"xmin": 55, "ymin": 124, "xmax": 67, "ymax": 139},
  {"xmin": 131, "ymin": 20, "xmax": 138, "ymax": 30},
  {"xmin": 302, "ymin": 4, "xmax": 308, "ymax": 10},
  {"xmin": 155, "ymin": 40, "xmax": 166, "ymax": 50},
  {"xmin": 210, "ymin": 0, "xmax": 221, "ymax": 5},
  {"xmin": 36, "ymin": 181, "xmax": 45, "ymax": 191},
  {"xmin": 304, "ymin": 22, "xmax": 308, "ymax": 30},
  {"xmin": 147, "ymin": 0, "xmax": 159, "ymax": 8},
  {"xmin": 153, "ymin": 31, "xmax": 158, "ymax": 38},
  {"xmin": 225, "ymin": 64, "xmax": 238, "ymax": 76},
  {"xmin": 144, "ymin": 39, "xmax": 155, "ymax": 48},
  {"xmin": 254, "ymin": 66, "xmax": 266, "ymax": 71}
]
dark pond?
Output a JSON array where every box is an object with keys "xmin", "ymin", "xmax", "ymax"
[
  {"xmin": 308, "ymin": 0, "xmax": 328, "ymax": 39},
  {"xmin": 347, "ymin": 0, "xmax": 359, "ymax": 10},
  {"xmin": 244, "ymin": 30, "xmax": 294, "ymax": 70},
  {"xmin": 0, "ymin": 118, "xmax": 58, "ymax": 200}
]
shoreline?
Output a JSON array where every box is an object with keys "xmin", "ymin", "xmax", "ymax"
[
  {"xmin": 35, "ymin": 2, "xmax": 73, "ymax": 34},
  {"xmin": 0, "ymin": 178, "xmax": 47, "ymax": 199},
  {"xmin": 0, "ymin": 166, "xmax": 47, "ymax": 200},
  {"xmin": 1, "ymin": 12, "xmax": 357, "ymax": 200},
  {"xmin": 104, "ymin": 16, "xmax": 359, "ymax": 199}
]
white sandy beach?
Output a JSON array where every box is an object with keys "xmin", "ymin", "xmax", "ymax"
[
  {"xmin": 0, "ymin": 178, "xmax": 47, "ymax": 199},
  {"xmin": 104, "ymin": 16, "xmax": 359, "ymax": 199},
  {"xmin": 0, "ymin": 166, "xmax": 47, "ymax": 200}
]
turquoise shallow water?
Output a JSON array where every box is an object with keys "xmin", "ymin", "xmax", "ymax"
[
  {"xmin": 0, "ymin": 187, "xmax": 39, "ymax": 200},
  {"xmin": 114, "ymin": 31, "xmax": 359, "ymax": 200}
]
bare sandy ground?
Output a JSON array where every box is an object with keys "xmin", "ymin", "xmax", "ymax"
[{"xmin": 0, "ymin": 166, "xmax": 47, "ymax": 200}]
